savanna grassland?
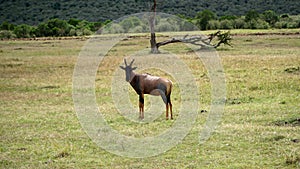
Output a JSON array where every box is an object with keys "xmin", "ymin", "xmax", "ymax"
[{"xmin": 0, "ymin": 29, "xmax": 300, "ymax": 168}]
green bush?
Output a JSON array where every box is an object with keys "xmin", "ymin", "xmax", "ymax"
[
  {"xmin": 287, "ymin": 21, "xmax": 299, "ymax": 28},
  {"xmin": 220, "ymin": 19, "xmax": 234, "ymax": 29},
  {"xmin": 275, "ymin": 21, "xmax": 299, "ymax": 29},
  {"xmin": 68, "ymin": 18, "xmax": 81, "ymax": 27},
  {"xmin": 0, "ymin": 21, "xmax": 15, "ymax": 31},
  {"xmin": 128, "ymin": 25, "xmax": 146, "ymax": 33},
  {"xmin": 274, "ymin": 21, "xmax": 288, "ymax": 29},
  {"xmin": 196, "ymin": 9, "xmax": 217, "ymax": 30},
  {"xmin": 46, "ymin": 19, "xmax": 72, "ymax": 36},
  {"xmin": 207, "ymin": 20, "xmax": 220, "ymax": 30},
  {"xmin": 0, "ymin": 30, "xmax": 16, "ymax": 39},
  {"xmin": 35, "ymin": 19, "xmax": 70, "ymax": 37},
  {"xmin": 262, "ymin": 10, "xmax": 279, "ymax": 26},
  {"xmin": 69, "ymin": 29, "xmax": 77, "ymax": 36},
  {"xmin": 179, "ymin": 20, "xmax": 198, "ymax": 31},
  {"xmin": 104, "ymin": 23, "xmax": 124, "ymax": 34},
  {"xmin": 36, "ymin": 23, "xmax": 50, "ymax": 37},
  {"xmin": 220, "ymin": 15, "xmax": 238, "ymax": 21},
  {"xmin": 82, "ymin": 28, "xmax": 93, "ymax": 35},
  {"xmin": 246, "ymin": 19, "xmax": 270, "ymax": 29},
  {"xmin": 232, "ymin": 18, "xmax": 246, "ymax": 29},
  {"xmin": 120, "ymin": 16, "xmax": 142, "ymax": 32},
  {"xmin": 156, "ymin": 22, "xmax": 178, "ymax": 32},
  {"xmin": 74, "ymin": 28, "xmax": 92, "ymax": 36},
  {"xmin": 13, "ymin": 24, "xmax": 34, "ymax": 38},
  {"xmin": 245, "ymin": 10, "xmax": 260, "ymax": 22}
]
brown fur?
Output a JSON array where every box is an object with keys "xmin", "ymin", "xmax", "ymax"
[{"xmin": 120, "ymin": 59, "xmax": 173, "ymax": 120}]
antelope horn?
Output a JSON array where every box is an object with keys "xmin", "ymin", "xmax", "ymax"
[
  {"xmin": 129, "ymin": 59, "xmax": 135, "ymax": 66},
  {"xmin": 124, "ymin": 59, "xmax": 128, "ymax": 66}
]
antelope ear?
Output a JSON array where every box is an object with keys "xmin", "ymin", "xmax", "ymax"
[
  {"xmin": 132, "ymin": 67, "xmax": 137, "ymax": 70},
  {"xmin": 120, "ymin": 66, "xmax": 125, "ymax": 70}
]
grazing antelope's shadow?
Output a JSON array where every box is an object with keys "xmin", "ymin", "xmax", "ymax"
[{"xmin": 120, "ymin": 59, "xmax": 173, "ymax": 120}]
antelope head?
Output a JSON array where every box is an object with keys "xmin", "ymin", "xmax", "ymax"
[{"xmin": 120, "ymin": 59, "xmax": 137, "ymax": 82}]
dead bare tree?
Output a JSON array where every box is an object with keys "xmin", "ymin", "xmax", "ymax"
[
  {"xmin": 148, "ymin": 0, "xmax": 232, "ymax": 53},
  {"xmin": 149, "ymin": 0, "xmax": 159, "ymax": 53}
]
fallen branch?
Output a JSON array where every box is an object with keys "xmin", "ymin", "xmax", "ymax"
[{"xmin": 155, "ymin": 31, "xmax": 232, "ymax": 50}]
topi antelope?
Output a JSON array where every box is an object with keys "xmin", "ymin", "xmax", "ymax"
[{"xmin": 120, "ymin": 59, "xmax": 173, "ymax": 120}]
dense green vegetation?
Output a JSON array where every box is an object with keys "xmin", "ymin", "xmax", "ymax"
[
  {"xmin": 0, "ymin": 18, "xmax": 108, "ymax": 39},
  {"xmin": 1, "ymin": 0, "xmax": 300, "ymax": 25},
  {"xmin": 193, "ymin": 10, "xmax": 300, "ymax": 30},
  {"xmin": 1, "ymin": 0, "xmax": 299, "ymax": 39},
  {"xmin": 0, "ymin": 9, "xmax": 299, "ymax": 39}
]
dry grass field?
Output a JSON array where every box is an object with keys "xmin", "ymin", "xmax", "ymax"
[{"xmin": 0, "ymin": 29, "xmax": 299, "ymax": 168}]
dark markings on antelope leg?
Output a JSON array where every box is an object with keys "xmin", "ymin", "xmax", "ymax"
[{"xmin": 139, "ymin": 94, "xmax": 144, "ymax": 104}]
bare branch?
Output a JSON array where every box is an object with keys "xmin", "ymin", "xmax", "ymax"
[
  {"xmin": 156, "ymin": 35, "xmax": 209, "ymax": 48},
  {"xmin": 215, "ymin": 31, "xmax": 233, "ymax": 48},
  {"xmin": 155, "ymin": 31, "xmax": 232, "ymax": 50}
]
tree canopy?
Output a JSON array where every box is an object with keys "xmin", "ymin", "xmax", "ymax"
[
  {"xmin": 0, "ymin": 0, "xmax": 299, "ymax": 25},
  {"xmin": 196, "ymin": 10, "xmax": 217, "ymax": 30}
]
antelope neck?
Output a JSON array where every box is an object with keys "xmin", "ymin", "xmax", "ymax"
[{"xmin": 129, "ymin": 71, "xmax": 136, "ymax": 83}]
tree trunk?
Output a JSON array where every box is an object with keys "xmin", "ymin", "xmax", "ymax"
[
  {"xmin": 150, "ymin": 33, "xmax": 159, "ymax": 53},
  {"xmin": 149, "ymin": 0, "xmax": 159, "ymax": 53}
]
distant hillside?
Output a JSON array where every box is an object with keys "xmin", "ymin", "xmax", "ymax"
[{"xmin": 1, "ymin": 0, "xmax": 299, "ymax": 25}]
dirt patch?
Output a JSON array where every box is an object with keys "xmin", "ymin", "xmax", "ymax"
[
  {"xmin": 40, "ymin": 85, "xmax": 60, "ymax": 90},
  {"xmin": 286, "ymin": 154, "xmax": 300, "ymax": 166},
  {"xmin": 54, "ymin": 151, "xmax": 70, "ymax": 159},
  {"xmin": 0, "ymin": 63, "xmax": 23, "ymax": 68},
  {"xmin": 273, "ymin": 117, "xmax": 300, "ymax": 127},
  {"xmin": 285, "ymin": 66, "xmax": 300, "ymax": 74},
  {"xmin": 226, "ymin": 97, "xmax": 255, "ymax": 105}
]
